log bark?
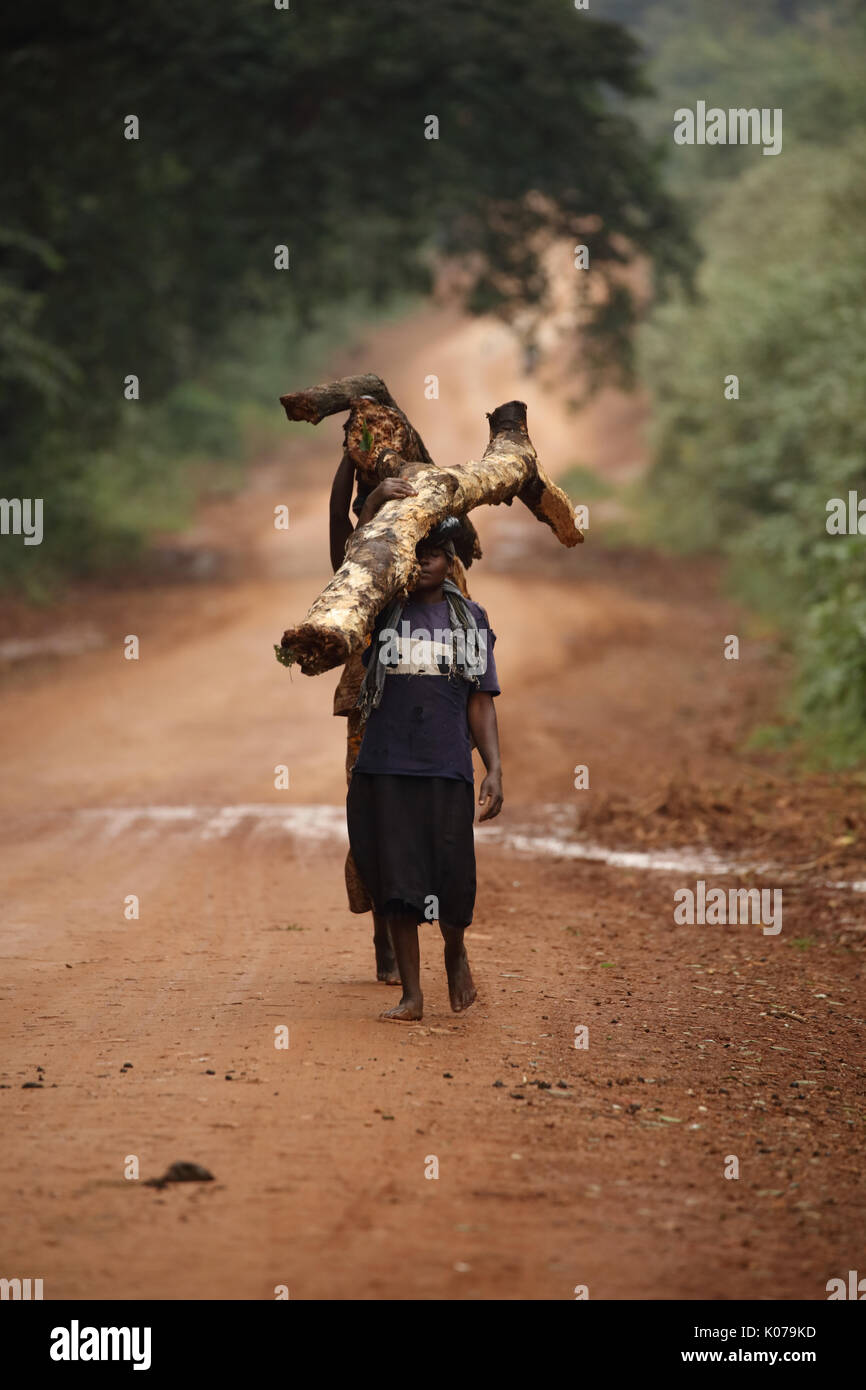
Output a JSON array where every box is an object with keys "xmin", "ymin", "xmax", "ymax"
[{"xmin": 280, "ymin": 396, "xmax": 582, "ymax": 675}]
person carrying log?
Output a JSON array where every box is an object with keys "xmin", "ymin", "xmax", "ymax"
[
  {"xmin": 346, "ymin": 517, "xmax": 503, "ymax": 1022},
  {"xmin": 278, "ymin": 374, "xmax": 582, "ymax": 1018},
  {"xmin": 329, "ymin": 452, "xmax": 476, "ymax": 986}
]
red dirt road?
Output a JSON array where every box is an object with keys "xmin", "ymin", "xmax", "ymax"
[{"xmin": 1, "ymin": 307, "xmax": 864, "ymax": 1300}]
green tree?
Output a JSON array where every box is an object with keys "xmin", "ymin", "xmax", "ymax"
[{"xmin": 0, "ymin": 0, "xmax": 690, "ymax": 586}]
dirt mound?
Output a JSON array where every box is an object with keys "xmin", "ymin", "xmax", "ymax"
[{"xmin": 579, "ymin": 774, "xmax": 866, "ymax": 878}]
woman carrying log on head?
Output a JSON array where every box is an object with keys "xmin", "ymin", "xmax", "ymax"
[
  {"xmin": 345, "ymin": 519, "xmax": 504, "ymax": 1023},
  {"xmin": 329, "ymin": 461, "xmax": 477, "ymax": 989},
  {"xmin": 284, "ymin": 380, "xmax": 576, "ymax": 1011}
]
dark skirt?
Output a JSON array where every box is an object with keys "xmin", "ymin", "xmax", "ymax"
[{"xmin": 346, "ymin": 772, "xmax": 477, "ymax": 927}]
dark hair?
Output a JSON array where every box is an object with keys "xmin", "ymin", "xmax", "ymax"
[
  {"xmin": 417, "ymin": 521, "xmax": 456, "ymax": 559},
  {"xmin": 355, "ymin": 492, "xmax": 476, "ymax": 565},
  {"xmin": 421, "ymin": 518, "xmax": 463, "ymax": 556}
]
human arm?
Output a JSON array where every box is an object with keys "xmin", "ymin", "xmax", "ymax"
[
  {"xmin": 329, "ymin": 453, "xmax": 356, "ymax": 572},
  {"xmin": 331, "ymin": 463, "xmax": 417, "ymax": 571},
  {"xmin": 467, "ymin": 690, "xmax": 503, "ymax": 822}
]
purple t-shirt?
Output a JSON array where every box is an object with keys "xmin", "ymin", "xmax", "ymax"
[{"xmin": 353, "ymin": 597, "xmax": 500, "ymax": 783}]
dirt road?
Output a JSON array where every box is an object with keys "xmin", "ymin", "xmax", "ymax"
[{"xmin": 1, "ymin": 306, "xmax": 864, "ymax": 1300}]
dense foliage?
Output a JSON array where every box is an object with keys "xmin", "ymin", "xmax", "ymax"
[
  {"xmin": 0, "ymin": 0, "xmax": 688, "ymax": 587},
  {"xmin": 628, "ymin": 0, "xmax": 866, "ymax": 762}
]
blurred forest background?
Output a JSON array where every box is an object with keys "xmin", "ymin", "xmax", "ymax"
[
  {"xmin": 1, "ymin": 0, "xmax": 865, "ymax": 763},
  {"xmin": 614, "ymin": 0, "xmax": 866, "ymax": 765}
]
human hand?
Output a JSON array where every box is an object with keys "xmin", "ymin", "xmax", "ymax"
[
  {"xmin": 477, "ymin": 769, "xmax": 503, "ymax": 822},
  {"xmin": 358, "ymin": 477, "xmax": 417, "ymax": 524}
]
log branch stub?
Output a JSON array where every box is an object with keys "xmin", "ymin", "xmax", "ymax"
[
  {"xmin": 483, "ymin": 399, "xmax": 582, "ymax": 547},
  {"xmin": 486, "ymin": 399, "xmax": 531, "ymax": 436},
  {"xmin": 280, "ymin": 373, "xmax": 400, "ymax": 426}
]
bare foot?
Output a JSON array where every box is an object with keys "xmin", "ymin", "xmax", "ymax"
[
  {"xmin": 444, "ymin": 945, "xmax": 477, "ymax": 1013},
  {"xmin": 377, "ymin": 963, "xmax": 401, "ymax": 986},
  {"xmin": 379, "ymin": 995, "xmax": 423, "ymax": 1023},
  {"xmin": 374, "ymin": 926, "xmax": 401, "ymax": 985}
]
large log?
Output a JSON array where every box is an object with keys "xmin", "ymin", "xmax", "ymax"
[{"xmin": 279, "ymin": 396, "xmax": 582, "ymax": 676}]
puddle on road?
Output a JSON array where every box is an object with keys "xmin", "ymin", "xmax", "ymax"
[
  {"xmin": 0, "ymin": 627, "xmax": 106, "ymax": 664},
  {"xmin": 76, "ymin": 803, "xmax": 348, "ymax": 843},
  {"xmin": 477, "ymin": 825, "xmax": 768, "ymax": 877},
  {"xmin": 65, "ymin": 801, "xmax": 866, "ymax": 892},
  {"xmin": 480, "ymin": 821, "xmax": 865, "ymax": 894}
]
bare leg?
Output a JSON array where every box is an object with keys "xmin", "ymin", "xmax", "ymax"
[
  {"xmin": 373, "ymin": 910, "xmax": 400, "ymax": 985},
  {"xmin": 439, "ymin": 922, "xmax": 477, "ymax": 1013},
  {"xmin": 380, "ymin": 911, "xmax": 423, "ymax": 1022},
  {"xmin": 345, "ymin": 723, "xmax": 397, "ymax": 985}
]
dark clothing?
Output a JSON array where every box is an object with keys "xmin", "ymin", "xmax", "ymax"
[
  {"xmin": 346, "ymin": 772, "xmax": 477, "ymax": 926},
  {"xmin": 353, "ymin": 598, "xmax": 500, "ymax": 784}
]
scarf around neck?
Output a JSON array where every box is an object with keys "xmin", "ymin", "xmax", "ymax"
[{"xmin": 356, "ymin": 578, "xmax": 485, "ymax": 723}]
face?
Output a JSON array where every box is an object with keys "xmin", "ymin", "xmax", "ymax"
[{"xmin": 412, "ymin": 544, "xmax": 450, "ymax": 593}]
